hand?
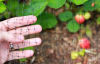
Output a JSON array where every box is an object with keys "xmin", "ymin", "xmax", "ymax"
[{"xmin": 0, "ymin": 15, "xmax": 42, "ymax": 64}]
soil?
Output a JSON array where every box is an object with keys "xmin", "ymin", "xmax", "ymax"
[
  {"xmin": 32, "ymin": 22, "xmax": 100, "ymax": 64},
  {"xmin": 5, "ymin": 21, "xmax": 100, "ymax": 64}
]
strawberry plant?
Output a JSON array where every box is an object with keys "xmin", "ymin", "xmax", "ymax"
[
  {"xmin": 0, "ymin": 0, "xmax": 4, "ymax": 1},
  {"xmin": 58, "ymin": 11, "xmax": 73, "ymax": 22},
  {"xmin": 67, "ymin": 20, "xmax": 80, "ymax": 33},
  {"xmin": 7, "ymin": 0, "xmax": 48, "ymax": 16},
  {"xmin": 24, "ymin": 0, "xmax": 48, "ymax": 16},
  {"xmin": 0, "ymin": 1, "xmax": 6, "ymax": 13},
  {"xmin": 83, "ymin": 0, "xmax": 100, "ymax": 11},
  {"xmin": 47, "ymin": 0, "xmax": 66, "ymax": 9},
  {"xmin": 3, "ymin": 0, "xmax": 99, "ymax": 31},
  {"xmin": 70, "ymin": 0, "xmax": 88, "ymax": 5},
  {"xmin": 35, "ymin": 12, "xmax": 57, "ymax": 30}
]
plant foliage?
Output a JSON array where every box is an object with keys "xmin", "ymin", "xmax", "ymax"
[
  {"xmin": 71, "ymin": 0, "xmax": 88, "ymax": 5},
  {"xmin": 59, "ymin": 11, "xmax": 73, "ymax": 22},
  {"xmin": 47, "ymin": 0, "xmax": 66, "ymax": 9},
  {"xmin": 35, "ymin": 12, "xmax": 58, "ymax": 30},
  {"xmin": 67, "ymin": 20, "xmax": 80, "ymax": 33},
  {"xmin": 0, "ymin": 2, "xmax": 6, "ymax": 13}
]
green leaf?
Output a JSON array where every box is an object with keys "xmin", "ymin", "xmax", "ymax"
[
  {"xmin": 0, "ymin": 2, "xmax": 6, "ymax": 13},
  {"xmin": 47, "ymin": 0, "xmax": 66, "ymax": 9},
  {"xmin": 0, "ymin": 0, "xmax": 4, "ymax": 2},
  {"xmin": 32, "ymin": 0, "xmax": 47, "ymax": 2},
  {"xmin": 35, "ymin": 12, "xmax": 58, "ymax": 30},
  {"xmin": 7, "ymin": 0, "xmax": 20, "ymax": 15},
  {"xmin": 96, "ymin": 17, "xmax": 100, "ymax": 25},
  {"xmin": 71, "ymin": 0, "xmax": 88, "ymax": 5},
  {"xmin": 3, "ymin": 11, "xmax": 10, "ymax": 18},
  {"xmin": 58, "ymin": 11, "xmax": 73, "ymax": 22},
  {"xmin": 95, "ymin": 0, "xmax": 100, "ymax": 9},
  {"xmin": 67, "ymin": 20, "xmax": 80, "ymax": 33},
  {"xmin": 7, "ymin": 0, "xmax": 47, "ymax": 16},
  {"xmin": 19, "ymin": 58, "xmax": 27, "ymax": 62},
  {"xmin": 65, "ymin": 3, "xmax": 70, "ymax": 9},
  {"xmin": 7, "ymin": 0, "xmax": 19, "ymax": 12},
  {"xmin": 15, "ymin": 3, "xmax": 26, "ymax": 16},
  {"xmin": 24, "ymin": 1, "xmax": 47, "ymax": 16},
  {"xmin": 20, "ymin": 47, "xmax": 34, "ymax": 50}
]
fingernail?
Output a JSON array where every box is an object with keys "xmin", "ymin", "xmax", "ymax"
[
  {"xmin": 25, "ymin": 50, "xmax": 34, "ymax": 56},
  {"xmin": 29, "ymin": 15, "xmax": 37, "ymax": 22},
  {"xmin": 36, "ymin": 25, "xmax": 42, "ymax": 32}
]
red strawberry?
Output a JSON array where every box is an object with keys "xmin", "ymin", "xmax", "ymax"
[
  {"xmin": 75, "ymin": 14, "xmax": 85, "ymax": 24},
  {"xmin": 78, "ymin": 38, "xmax": 90, "ymax": 49},
  {"xmin": 91, "ymin": 3, "xmax": 95, "ymax": 7}
]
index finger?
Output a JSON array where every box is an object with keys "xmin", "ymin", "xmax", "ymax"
[{"xmin": 0, "ymin": 15, "xmax": 37, "ymax": 30}]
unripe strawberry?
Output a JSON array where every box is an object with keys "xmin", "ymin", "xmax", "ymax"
[
  {"xmin": 79, "ymin": 49, "xmax": 85, "ymax": 56},
  {"xmin": 75, "ymin": 14, "xmax": 85, "ymax": 24},
  {"xmin": 71, "ymin": 51, "xmax": 79, "ymax": 60},
  {"xmin": 78, "ymin": 38, "xmax": 90, "ymax": 49},
  {"xmin": 84, "ymin": 12, "xmax": 91, "ymax": 20}
]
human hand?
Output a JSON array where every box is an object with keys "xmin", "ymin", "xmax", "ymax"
[{"xmin": 0, "ymin": 15, "xmax": 42, "ymax": 64}]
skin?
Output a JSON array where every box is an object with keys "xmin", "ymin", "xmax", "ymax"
[{"xmin": 0, "ymin": 15, "xmax": 42, "ymax": 64}]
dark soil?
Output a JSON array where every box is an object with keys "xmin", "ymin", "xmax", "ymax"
[{"xmin": 32, "ymin": 23, "xmax": 100, "ymax": 64}]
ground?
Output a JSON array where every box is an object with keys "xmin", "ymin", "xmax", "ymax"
[{"xmin": 6, "ymin": 21, "xmax": 100, "ymax": 64}]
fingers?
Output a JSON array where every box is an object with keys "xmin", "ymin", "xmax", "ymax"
[
  {"xmin": 8, "ymin": 25, "xmax": 42, "ymax": 36},
  {"xmin": 8, "ymin": 50, "xmax": 34, "ymax": 61},
  {"xmin": 7, "ymin": 38, "xmax": 41, "ymax": 61},
  {"xmin": 0, "ymin": 31, "xmax": 24, "ymax": 43},
  {"xmin": 0, "ymin": 15, "xmax": 37, "ymax": 30},
  {"xmin": 13, "ymin": 38, "xmax": 42, "ymax": 49}
]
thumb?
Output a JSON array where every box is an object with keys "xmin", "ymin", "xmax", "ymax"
[{"xmin": 0, "ymin": 31, "xmax": 24, "ymax": 43}]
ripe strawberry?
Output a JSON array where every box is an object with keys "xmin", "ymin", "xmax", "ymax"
[
  {"xmin": 75, "ymin": 14, "xmax": 85, "ymax": 24},
  {"xmin": 84, "ymin": 12, "xmax": 91, "ymax": 20},
  {"xmin": 78, "ymin": 38, "xmax": 90, "ymax": 49},
  {"xmin": 91, "ymin": 3, "xmax": 95, "ymax": 7}
]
